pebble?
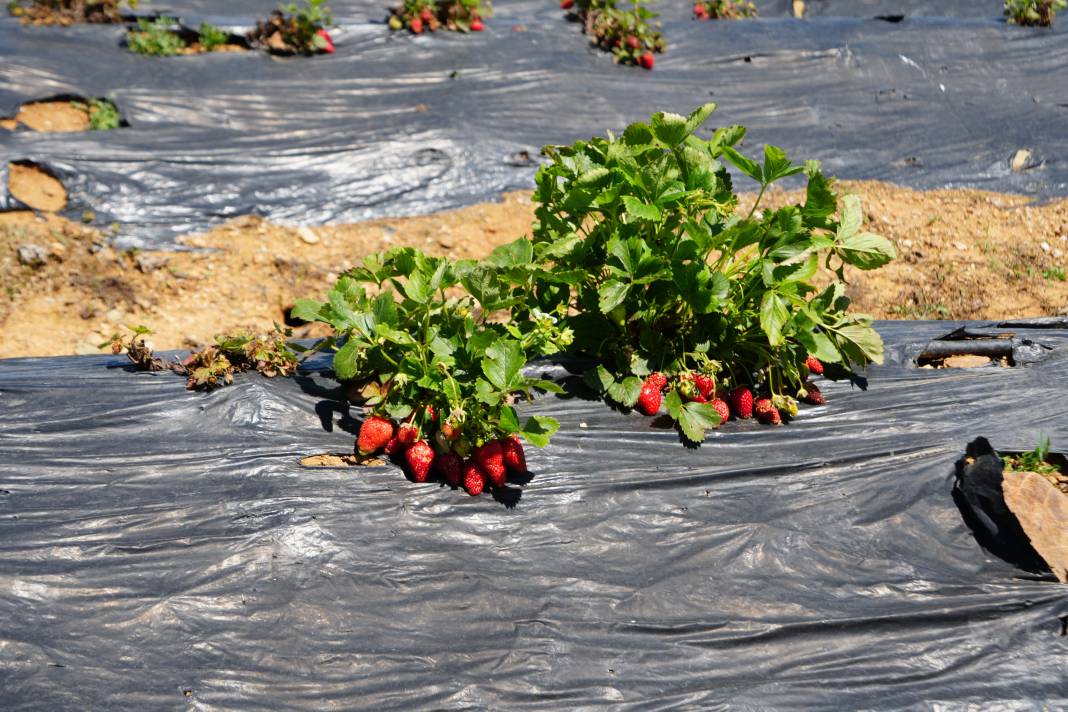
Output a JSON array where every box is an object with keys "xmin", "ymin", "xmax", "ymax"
[
  {"xmin": 106, "ymin": 308, "xmax": 124, "ymax": 324},
  {"xmin": 17, "ymin": 244, "xmax": 47, "ymax": 267},
  {"xmin": 297, "ymin": 226, "xmax": 320, "ymax": 245},
  {"xmin": 953, "ymin": 241, "xmax": 968, "ymax": 251},
  {"xmin": 1041, "ymin": 241, "xmax": 1051, "ymax": 253},
  {"xmin": 1011, "ymin": 149, "xmax": 1032, "ymax": 172},
  {"xmin": 136, "ymin": 253, "xmax": 168, "ymax": 273}
]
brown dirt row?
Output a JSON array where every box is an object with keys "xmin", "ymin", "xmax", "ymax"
[{"xmin": 2, "ymin": 181, "xmax": 1067, "ymax": 359}]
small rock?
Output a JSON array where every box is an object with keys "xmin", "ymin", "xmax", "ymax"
[
  {"xmin": 88, "ymin": 240, "xmax": 106, "ymax": 254},
  {"xmin": 17, "ymin": 244, "xmax": 48, "ymax": 267},
  {"xmin": 106, "ymin": 308, "xmax": 124, "ymax": 324},
  {"xmin": 297, "ymin": 226, "xmax": 320, "ymax": 245},
  {"xmin": 48, "ymin": 242, "xmax": 66, "ymax": 260},
  {"xmin": 901, "ymin": 239, "xmax": 914, "ymax": 248},
  {"xmin": 1040, "ymin": 241, "xmax": 1051, "ymax": 253},
  {"xmin": 1011, "ymin": 149, "xmax": 1032, "ymax": 172},
  {"xmin": 1054, "ymin": 249, "xmax": 1063, "ymax": 259},
  {"xmin": 135, "ymin": 253, "xmax": 168, "ymax": 273},
  {"xmin": 953, "ymin": 241, "xmax": 968, "ymax": 251}
]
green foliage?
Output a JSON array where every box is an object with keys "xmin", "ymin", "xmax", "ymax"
[
  {"xmin": 197, "ymin": 22, "xmax": 229, "ymax": 50},
  {"xmin": 295, "ymin": 248, "xmax": 565, "ymax": 449},
  {"xmin": 1005, "ymin": 0, "xmax": 1065, "ymax": 26},
  {"xmin": 127, "ymin": 17, "xmax": 186, "ymax": 56},
  {"xmin": 1003, "ymin": 436, "xmax": 1062, "ymax": 476},
  {"xmin": 500, "ymin": 103, "xmax": 893, "ymax": 440},
  {"xmin": 72, "ymin": 98, "xmax": 121, "ymax": 131}
]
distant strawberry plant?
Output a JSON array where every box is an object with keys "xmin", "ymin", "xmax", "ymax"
[
  {"xmin": 1005, "ymin": 0, "xmax": 1065, "ymax": 26},
  {"xmin": 71, "ymin": 98, "xmax": 121, "ymax": 130},
  {"xmin": 493, "ymin": 103, "xmax": 895, "ymax": 442},
  {"xmin": 564, "ymin": 0, "xmax": 664, "ymax": 69},
  {"xmin": 388, "ymin": 0, "xmax": 489, "ymax": 34},
  {"xmin": 693, "ymin": 0, "xmax": 756, "ymax": 20},
  {"xmin": 249, "ymin": 0, "xmax": 335, "ymax": 54},
  {"xmin": 8, "ymin": 0, "xmax": 135, "ymax": 24}
]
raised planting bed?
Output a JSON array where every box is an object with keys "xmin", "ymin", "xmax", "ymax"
[
  {"xmin": 125, "ymin": 17, "xmax": 251, "ymax": 56},
  {"xmin": 247, "ymin": 0, "xmax": 335, "ymax": 55},
  {"xmin": 562, "ymin": 0, "xmax": 665, "ymax": 69}
]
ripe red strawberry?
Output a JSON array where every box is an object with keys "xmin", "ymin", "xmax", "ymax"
[
  {"xmin": 710, "ymin": 398, "xmax": 730, "ymax": 425},
  {"xmin": 560, "ymin": 0, "xmax": 574, "ymax": 8},
  {"xmin": 626, "ymin": 35, "xmax": 640, "ymax": 50},
  {"xmin": 419, "ymin": 8, "xmax": 433, "ymax": 22},
  {"xmin": 636, "ymin": 382, "xmax": 662, "ymax": 415},
  {"xmin": 434, "ymin": 452, "xmax": 463, "ymax": 487},
  {"xmin": 316, "ymin": 29, "xmax": 334, "ymax": 53},
  {"xmin": 404, "ymin": 441, "xmax": 435, "ymax": 482},
  {"xmin": 646, "ymin": 372, "xmax": 667, "ymax": 391},
  {"xmin": 801, "ymin": 382, "xmax": 826, "ymax": 406},
  {"xmin": 474, "ymin": 440, "xmax": 506, "ymax": 484},
  {"xmin": 729, "ymin": 386, "xmax": 753, "ymax": 419},
  {"xmin": 693, "ymin": 373, "xmax": 714, "ymax": 399},
  {"xmin": 463, "ymin": 460, "xmax": 485, "ymax": 496},
  {"xmin": 754, "ymin": 398, "xmax": 782, "ymax": 425},
  {"xmin": 691, "ymin": 394, "xmax": 708, "ymax": 404},
  {"xmin": 638, "ymin": 51, "xmax": 655, "ymax": 70},
  {"xmin": 384, "ymin": 436, "xmax": 404, "ymax": 456},
  {"xmin": 805, "ymin": 356, "xmax": 824, "ymax": 375},
  {"xmin": 397, "ymin": 424, "xmax": 418, "ymax": 446},
  {"xmin": 693, "ymin": 3, "xmax": 709, "ymax": 19},
  {"xmin": 502, "ymin": 435, "xmax": 527, "ymax": 473},
  {"xmin": 357, "ymin": 416, "xmax": 394, "ymax": 455},
  {"xmin": 410, "ymin": 17, "xmax": 424, "ymax": 34},
  {"xmin": 470, "ymin": 17, "xmax": 484, "ymax": 31}
]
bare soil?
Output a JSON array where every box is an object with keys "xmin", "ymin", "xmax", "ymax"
[
  {"xmin": 0, "ymin": 100, "xmax": 90, "ymax": 132},
  {"xmin": 7, "ymin": 163, "xmax": 68, "ymax": 212},
  {"xmin": 2, "ymin": 181, "xmax": 1068, "ymax": 358}
]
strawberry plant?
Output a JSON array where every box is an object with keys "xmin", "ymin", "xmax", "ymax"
[
  {"xmin": 71, "ymin": 98, "xmax": 121, "ymax": 130},
  {"xmin": 126, "ymin": 17, "xmax": 186, "ymax": 56},
  {"xmin": 693, "ymin": 0, "xmax": 756, "ymax": 20},
  {"xmin": 388, "ymin": 0, "xmax": 490, "ymax": 34},
  {"xmin": 291, "ymin": 247, "xmax": 563, "ymax": 494},
  {"xmin": 249, "ymin": 0, "xmax": 335, "ymax": 54},
  {"xmin": 1005, "ymin": 0, "xmax": 1065, "ymax": 26},
  {"xmin": 8, "ymin": 0, "xmax": 135, "ymax": 24},
  {"xmin": 490, "ymin": 103, "xmax": 894, "ymax": 443},
  {"xmin": 564, "ymin": 0, "xmax": 664, "ymax": 69},
  {"xmin": 197, "ymin": 22, "xmax": 229, "ymax": 51}
]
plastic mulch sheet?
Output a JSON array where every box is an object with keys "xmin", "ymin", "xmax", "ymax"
[
  {"xmin": 2, "ymin": 1, "xmax": 1066, "ymax": 246},
  {"xmin": 1, "ymin": 319, "xmax": 1066, "ymax": 708}
]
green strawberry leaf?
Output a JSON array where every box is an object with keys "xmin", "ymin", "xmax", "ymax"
[{"xmin": 521, "ymin": 415, "xmax": 559, "ymax": 448}]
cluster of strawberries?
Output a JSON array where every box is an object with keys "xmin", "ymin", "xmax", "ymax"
[
  {"xmin": 356, "ymin": 412, "xmax": 526, "ymax": 496},
  {"xmin": 390, "ymin": 4, "xmax": 484, "ymax": 34},
  {"xmin": 635, "ymin": 356, "xmax": 827, "ymax": 427}
]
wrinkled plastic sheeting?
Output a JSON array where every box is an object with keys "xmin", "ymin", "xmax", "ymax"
[
  {"xmin": 1, "ymin": 1, "xmax": 1067, "ymax": 247},
  {"xmin": 1, "ymin": 319, "xmax": 1067, "ymax": 709}
]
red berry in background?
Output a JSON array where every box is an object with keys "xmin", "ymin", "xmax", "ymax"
[
  {"xmin": 805, "ymin": 356, "xmax": 825, "ymax": 375},
  {"xmin": 729, "ymin": 386, "xmax": 753, "ymax": 419},
  {"xmin": 691, "ymin": 394, "xmax": 708, "ymax": 404},
  {"xmin": 626, "ymin": 35, "xmax": 640, "ymax": 50},
  {"xmin": 694, "ymin": 4, "xmax": 709, "ymax": 19},
  {"xmin": 405, "ymin": 441, "xmax": 435, "ymax": 482},
  {"xmin": 801, "ymin": 382, "xmax": 826, "ymax": 406},
  {"xmin": 710, "ymin": 398, "xmax": 731, "ymax": 425},
  {"xmin": 410, "ymin": 17, "xmax": 424, "ymax": 34},
  {"xmin": 420, "ymin": 8, "xmax": 433, "ymax": 22},
  {"xmin": 474, "ymin": 440, "xmax": 506, "ymax": 485},
  {"xmin": 434, "ymin": 452, "xmax": 463, "ymax": 487},
  {"xmin": 560, "ymin": 0, "xmax": 574, "ymax": 8},
  {"xmin": 463, "ymin": 460, "xmax": 485, "ymax": 496},
  {"xmin": 317, "ymin": 28, "xmax": 334, "ymax": 53},
  {"xmin": 397, "ymin": 424, "xmax": 418, "ymax": 446},
  {"xmin": 754, "ymin": 398, "xmax": 782, "ymax": 425},
  {"xmin": 647, "ymin": 372, "xmax": 667, "ymax": 391},
  {"xmin": 502, "ymin": 435, "xmax": 527, "ymax": 473},
  {"xmin": 357, "ymin": 416, "xmax": 394, "ymax": 455},
  {"xmin": 638, "ymin": 52, "xmax": 655, "ymax": 70},
  {"xmin": 636, "ymin": 382, "xmax": 662, "ymax": 415},
  {"xmin": 384, "ymin": 436, "xmax": 403, "ymax": 456},
  {"xmin": 470, "ymin": 18, "xmax": 484, "ymax": 31}
]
